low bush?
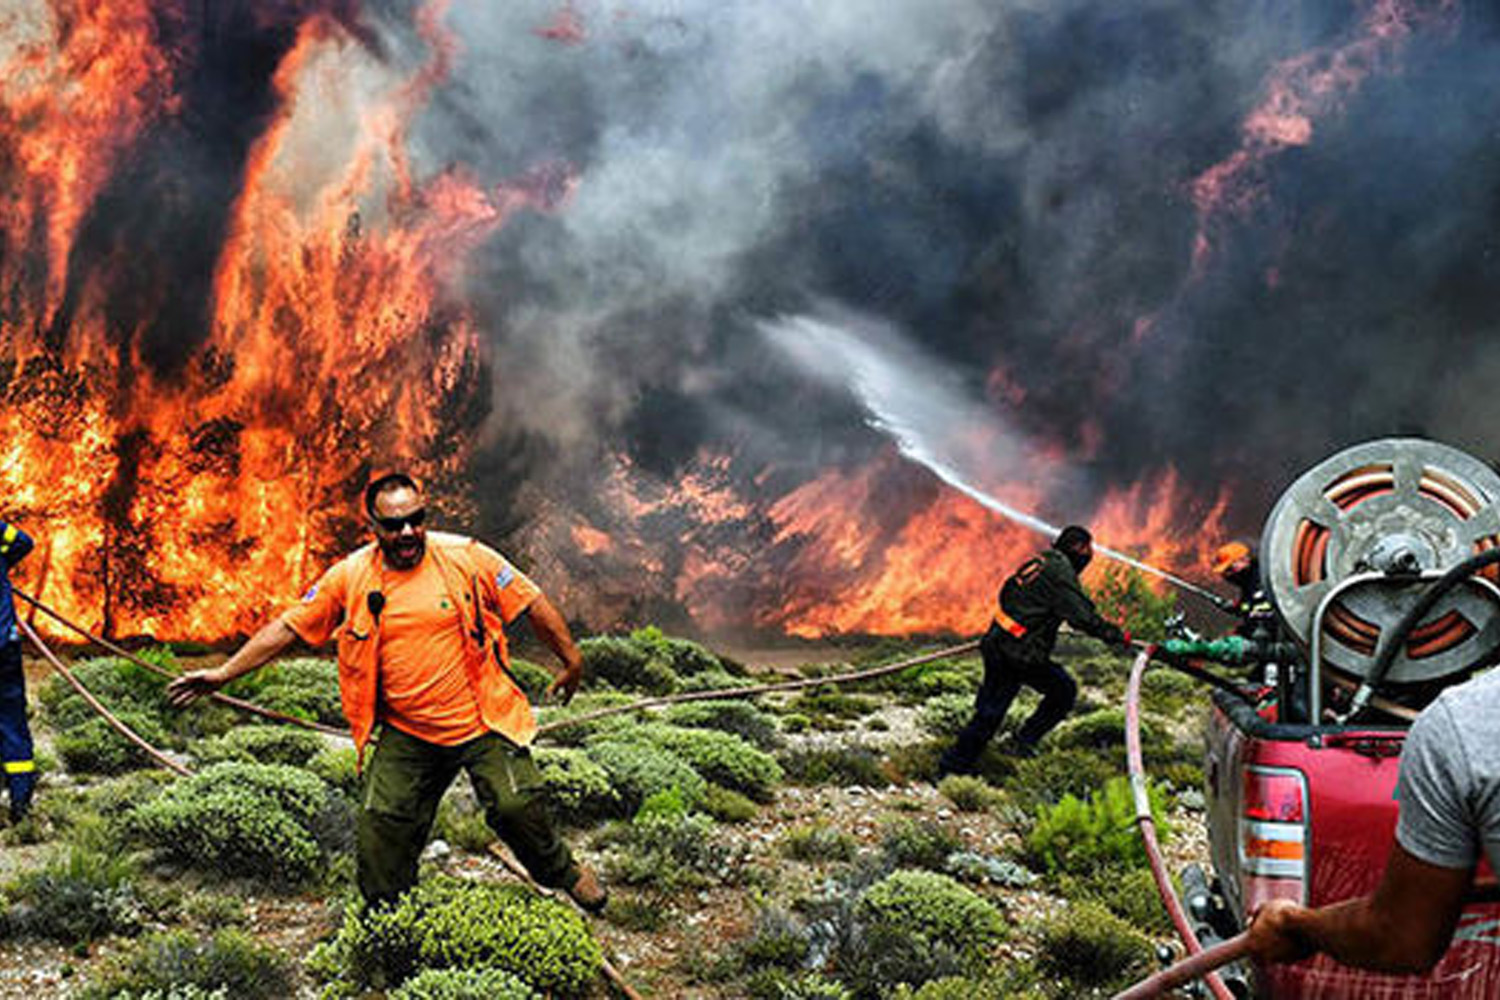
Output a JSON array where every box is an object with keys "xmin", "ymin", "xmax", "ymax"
[
  {"xmin": 1023, "ymin": 776, "xmax": 1168, "ymax": 876},
  {"xmin": 788, "ymin": 688, "xmax": 882, "ymax": 725},
  {"xmin": 936, "ymin": 775, "xmax": 1002, "ymax": 813},
  {"xmin": 917, "ymin": 694, "xmax": 973, "ymax": 739},
  {"xmin": 55, "ymin": 712, "xmax": 174, "ymax": 776},
  {"xmin": 308, "ymin": 876, "xmax": 601, "ymax": 995},
  {"xmin": 307, "ymin": 746, "xmax": 361, "ymax": 797},
  {"xmin": 879, "ymin": 819, "xmax": 965, "ymax": 872},
  {"xmin": 433, "ymin": 797, "xmax": 494, "ymax": 854},
  {"xmin": 943, "ymin": 851, "xmax": 1039, "ymax": 888},
  {"xmin": 2, "ymin": 844, "xmax": 144, "ymax": 944},
  {"xmin": 1061, "ymin": 866, "xmax": 1174, "ymax": 935},
  {"xmin": 746, "ymin": 970, "xmax": 853, "ymax": 1000},
  {"xmin": 191, "ymin": 725, "xmax": 326, "ymax": 768},
  {"xmin": 661, "ymin": 700, "xmax": 781, "ymax": 750},
  {"xmin": 533, "ymin": 747, "xmax": 623, "ymax": 821},
  {"xmin": 1035, "ymin": 900, "xmax": 1154, "ymax": 989},
  {"xmin": 702, "ymin": 783, "xmax": 758, "ymax": 823},
  {"xmin": 1048, "ymin": 707, "xmax": 1171, "ymax": 757},
  {"xmin": 506, "ymin": 659, "xmax": 556, "ymax": 703},
  {"xmin": 737, "ymin": 907, "xmax": 811, "ymax": 971},
  {"xmin": 631, "ymin": 723, "xmax": 783, "ymax": 801},
  {"xmin": 126, "ymin": 762, "xmax": 344, "ymax": 884},
  {"xmin": 578, "ymin": 634, "xmax": 680, "ymax": 694},
  {"xmin": 389, "ymin": 966, "xmax": 539, "ymax": 1000},
  {"xmin": 80, "ymin": 929, "xmax": 295, "ymax": 1000},
  {"xmin": 233, "ymin": 658, "xmax": 343, "ymax": 726},
  {"xmin": 777, "ymin": 744, "xmax": 890, "ymax": 788},
  {"xmin": 582, "ymin": 739, "xmax": 705, "ymax": 814},
  {"xmin": 600, "ymin": 790, "xmax": 735, "ymax": 891},
  {"xmin": 1005, "ymin": 748, "xmax": 1120, "ymax": 810},
  {"xmin": 843, "ymin": 869, "xmax": 1006, "ymax": 993},
  {"xmin": 780, "ymin": 825, "xmax": 857, "ymax": 864}
]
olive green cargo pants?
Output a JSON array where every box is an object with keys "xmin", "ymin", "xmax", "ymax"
[{"xmin": 357, "ymin": 725, "xmax": 579, "ymax": 906}]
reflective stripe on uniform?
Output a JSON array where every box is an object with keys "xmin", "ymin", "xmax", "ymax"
[
  {"xmin": 0, "ymin": 523, "xmax": 13, "ymax": 554},
  {"xmin": 993, "ymin": 607, "xmax": 1028, "ymax": 638},
  {"xmin": 3, "ymin": 760, "xmax": 35, "ymax": 774}
]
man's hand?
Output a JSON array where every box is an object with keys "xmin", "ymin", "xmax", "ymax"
[
  {"xmin": 545, "ymin": 661, "xmax": 584, "ymax": 705},
  {"xmin": 166, "ymin": 667, "xmax": 228, "ymax": 708},
  {"xmin": 1247, "ymin": 899, "xmax": 1317, "ymax": 965}
]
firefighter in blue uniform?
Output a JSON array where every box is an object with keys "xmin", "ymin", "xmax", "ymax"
[
  {"xmin": 0, "ymin": 520, "xmax": 35, "ymax": 822},
  {"xmin": 938, "ymin": 525, "xmax": 1127, "ymax": 775}
]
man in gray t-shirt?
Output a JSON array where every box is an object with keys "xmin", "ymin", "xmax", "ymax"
[{"xmin": 1247, "ymin": 670, "xmax": 1499, "ymax": 973}]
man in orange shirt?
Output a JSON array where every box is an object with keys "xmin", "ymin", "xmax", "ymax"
[{"xmin": 168, "ymin": 472, "xmax": 605, "ymax": 911}]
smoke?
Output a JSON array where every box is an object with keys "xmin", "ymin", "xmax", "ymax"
[{"xmin": 392, "ymin": 0, "xmax": 1500, "ymax": 542}]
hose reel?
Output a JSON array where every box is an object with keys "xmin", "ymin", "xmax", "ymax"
[{"xmin": 1260, "ymin": 438, "xmax": 1500, "ymax": 688}]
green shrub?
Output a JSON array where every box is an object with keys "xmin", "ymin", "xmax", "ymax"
[
  {"xmin": 746, "ymin": 970, "xmax": 853, "ymax": 1000},
  {"xmin": 1062, "ymin": 866, "xmax": 1174, "ymax": 935},
  {"xmin": 126, "ymin": 763, "xmax": 342, "ymax": 884},
  {"xmin": 1049, "ymin": 707, "xmax": 1172, "ymax": 758},
  {"xmin": 1023, "ymin": 776, "xmax": 1168, "ymax": 876},
  {"xmin": 192, "ymin": 725, "xmax": 326, "ymax": 768},
  {"xmin": 433, "ymin": 797, "xmax": 494, "ymax": 853},
  {"xmin": 780, "ymin": 825, "xmax": 857, "ymax": 863},
  {"xmin": 855, "ymin": 869, "xmax": 1005, "ymax": 969},
  {"xmin": 918, "ymin": 694, "xmax": 973, "ymax": 739},
  {"xmin": 702, "ymin": 784, "xmax": 758, "ymax": 823},
  {"xmin": 789, "ymin": 688, "xmax": 881, "ymax": 723},
  {"xmin": 937, "ymin": 775, "xmax": 1002, "ymax": 812},
  {"xmin": 880, "ymin": 819, "xmax": 964, "ymax": 872},
  {"xmin": 943, "ymin": 851, "xmax": 1039, "ymax": 888},
  {"xmin": 55, "ymin": 712, "xmax": 175, "ymax": 776},
  {"xmin": 661, "ymin": 700, "xmax": 781, "ymax": 750},
  {"xmin": 1035, "ymin": 900, "xmax": 1154, "ymax": 988},
  {"xmin": 507, "ymin": 659, "xmax": 556, "ymax": 703},
  {"xmin": 1093, "ymin": 565, "xmax": 1177, "ymax": 642},
  {"xmin": 80, "ymin": 929, "xmax": 294, "ymax": 1000},
  {"xmin": 890, "ymin": 660, "xmax": 980, "ymax": 698},
  {"xmin": 232, "ymin": 658, "xmax": 343, "ymax": 726},
  {"xmin": 533, "ymin": 747, "xmax": 623, "ymax": 821},
  {"xmin": 4, "ymin": 844, "xmax": 144, "ymax": 944},
  {"xmin": 307, "ymin": 746, "xmax": 361, "ymax": 797},
  {"xmin": 582, "ymin": 739, "xmax": 705, "ymax": 814},
  {"xmin": 626, "ymin": 625, "xmax": 736, "ymax": 676},
  {"xmin": 600, "ymin": 791, "xmax": 733, "ymax": 891},
  {"xmin": 738, "ymin": 908, "xmax": 811, "ymax": 971},
  {"xmin": 1005, "ymin": 748, "xmax": 1121, "ymax": 810},
  {"xmin": 578, "ymin": 634, "xmax": 680, "ymax": 694},
  {"xmin": 309, "ymin": 877, "xmax": 601, "ymax": 995},
  {"xmin": 889, "ymin": 977, "xmax": 1013, "ymax": 1000},
  {"xmin": 631, "ymin": 723, "xmax": 782, "ymax": 801},
  {"xmin": 777, "ymin": 744, "xmax": 890, "ymax": 788},
  {"xmin": 389, "ymin": 966, "xmax": 539, "ymax": 1000}
]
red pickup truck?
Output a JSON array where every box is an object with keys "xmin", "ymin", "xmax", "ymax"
[{"xmin": 1178, "ymin": 439, "xmax": 1500, "ymax": 998}]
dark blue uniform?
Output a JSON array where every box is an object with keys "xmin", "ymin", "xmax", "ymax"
[{"xmin": 0, "ymin": 521, "xmax": 35, "ymax": 821}]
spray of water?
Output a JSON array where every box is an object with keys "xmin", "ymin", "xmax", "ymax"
[{"xmin": 761, "ymin": 309, "xmax": 1225, "ymax": 605}]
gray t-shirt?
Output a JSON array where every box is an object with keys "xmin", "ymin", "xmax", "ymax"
[{"xmin": 1395, "ymin": 668, "xmax": 1500, "ymax": 873}]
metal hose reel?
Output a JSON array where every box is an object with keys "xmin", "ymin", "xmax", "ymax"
[{"xmin": 1260, "ymin": 438, "xmax": 1500, "ymax": 690}]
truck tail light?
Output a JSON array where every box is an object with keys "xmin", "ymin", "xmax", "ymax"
[{"xmin": 1240, "ymin": 765, "xmax": 1309, "ymax": 902}]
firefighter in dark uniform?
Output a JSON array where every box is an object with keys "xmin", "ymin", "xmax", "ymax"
[
  {"xmin": 939, "ymin": 525, "xmax": 1127, "ymax": 775},
  {"xmin": 0, "ymin": 520, "xmax": 35, "ymax": 822},
  {"xmin": 1212, "ymin": 541, "xmax": 1274, "ymax": 638}
]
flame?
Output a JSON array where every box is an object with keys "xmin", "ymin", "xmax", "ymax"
[
  {"xmin": 0, "ymin": 2, "xmax": 568, "ymax": 639},
  {"xmin": 1188, "ymin": 0, "xmax": 1457, "ymax": 274}
]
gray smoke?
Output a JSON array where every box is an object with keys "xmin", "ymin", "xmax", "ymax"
[{"xmin": 370, "ymin": 0, "xmax": 1500, "ymax": 568}]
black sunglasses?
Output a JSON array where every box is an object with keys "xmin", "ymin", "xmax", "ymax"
[{"xmin": 374, "ymin": 508, "xmax": 426, "ymax": 532}]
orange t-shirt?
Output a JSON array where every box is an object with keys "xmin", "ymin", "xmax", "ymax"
[{"xmin": 282, "ymin": 542, "xmax": 540, "ymax": 746}]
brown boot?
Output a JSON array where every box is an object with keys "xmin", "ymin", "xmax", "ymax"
[{"xmin": 567, "ymin": 866, "xmax": 608, "ymax": 914}]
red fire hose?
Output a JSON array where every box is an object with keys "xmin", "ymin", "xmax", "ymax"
[{"xmin": 1114, "ymin": 644, "xmax": 1240, "ymax": 1000}]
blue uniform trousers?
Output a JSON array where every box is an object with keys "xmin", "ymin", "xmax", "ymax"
[{"xmin": 0, "ymin": 640, "xmax": 35, "ymax": 819}]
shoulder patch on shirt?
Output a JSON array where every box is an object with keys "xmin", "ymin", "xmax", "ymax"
[
  {"xmin": 495, "ymin": 564, "xmax": 516, "ymax": 589},
  {"xmin": 302, "ymin": 584, "xmax": 319, "ymax": 602}
]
